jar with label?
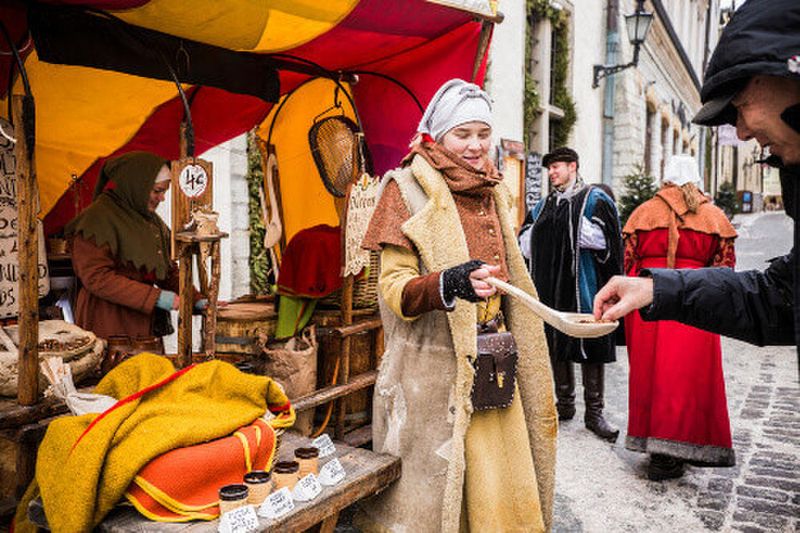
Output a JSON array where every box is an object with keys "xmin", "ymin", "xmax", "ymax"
[
  {"xmin": 294, "ymin": 447, "xmax": 320, "ymax": 477},
  {"xmin": 218, "ymin": 484, "xmax": 249, "ymax": 515},
  {"xmin": 272, "ymin": 460, "xmax": 300, "ymax": 490},
  {"xmin": 244, "ymin": 470, "xmax": 272, "ymax": 505}
]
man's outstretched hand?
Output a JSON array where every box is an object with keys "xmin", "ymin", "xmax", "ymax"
[{"xmin": 593, "ymin": 276, "xmax": 655, "ymax": 321}]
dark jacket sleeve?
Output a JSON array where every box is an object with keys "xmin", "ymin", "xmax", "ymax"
[{"xmin": 640, "ymin": 251, "xmax": 795, "ymax": 346}]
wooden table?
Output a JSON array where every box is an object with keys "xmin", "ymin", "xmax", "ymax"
[{"xmin": 36, "ymin": 431, "xmax": 400, "ymax": 532}]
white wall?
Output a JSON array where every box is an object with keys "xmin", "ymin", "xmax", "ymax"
[
  {"xmin": 570, "ymin": 0, "xmax": 608, "ymax": 183},
  {"xmin": 487, "ymin": 0, "xmax": 526, "ymax": 143},
  {"xmin": 157, "ymin": 133, "xmax": 251, "ymax": 353}
]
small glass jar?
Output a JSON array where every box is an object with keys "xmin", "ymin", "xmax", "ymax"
[
  {"xmin": 294, "ymin": 447, "xmax": 320, "ymax": 477},
  {"xmin": 272, "ymin": 460, "xmax": 300, "ymax": 491},
  {"xmin": 218, "ymin": 484, "xmax": 249, "ymax": 515},
  {"xmin": 244, "ymin": 470, "xmax": 272, "ymax": 505}
]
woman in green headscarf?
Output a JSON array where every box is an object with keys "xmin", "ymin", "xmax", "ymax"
[{"xmin": 66, "ymin": 151, "xmax": 198, "ymax": 341}]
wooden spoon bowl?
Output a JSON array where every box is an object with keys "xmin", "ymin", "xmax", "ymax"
[{"xmin": 485, "ymin": 277, "xmax": 619, "ymax": 339}]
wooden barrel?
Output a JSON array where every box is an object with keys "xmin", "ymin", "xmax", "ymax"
[{"xmin": 215, "ymin": 301, "xmax": 278, "ymax": 356}]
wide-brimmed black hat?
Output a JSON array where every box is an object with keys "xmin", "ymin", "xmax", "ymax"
[{"xmin": 542, "ymin": 147, "xmax": 579, "ymax": 168}]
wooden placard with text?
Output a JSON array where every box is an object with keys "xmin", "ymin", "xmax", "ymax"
[
  {"xmin": 170, "ymin": 158, "xmax": 213, "ymax": 258},
  {"xmin": 0, "ymin": 118, "xmax": 49, "ymax": 319}
]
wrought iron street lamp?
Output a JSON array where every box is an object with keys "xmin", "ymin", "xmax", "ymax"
[{"xmin": 592, "ymin": 0, "xmax": 654, "ymax": 88}]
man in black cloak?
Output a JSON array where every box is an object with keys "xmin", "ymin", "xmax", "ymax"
[{"xmin": 519, "ymin": 147, "xmax": 623, "ymax": 441}]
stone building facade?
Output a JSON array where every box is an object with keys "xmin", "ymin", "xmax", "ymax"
[{"xmin": 489, "ymin": 0, "xmax": 722, "ymax": 201}]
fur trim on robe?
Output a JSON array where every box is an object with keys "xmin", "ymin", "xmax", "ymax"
[{"xmin": 360, "ymin": 156, "xmax": 557, "ymax": 532}]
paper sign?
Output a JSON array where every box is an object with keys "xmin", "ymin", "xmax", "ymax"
[
  {"xmin": 319, "ymin": 458, "xmax": 346, "ymax": 486},
  {"xmin": 218, "ymin": 505, "xmax": 259, "ymax": 533},
  {"xmin": 311, "ymin": 434, "xmax": 336, "ymax": 458},
  {"xmin": 292, "ymin": 473, "xmax": 322, "ymax": 502},
  {"xmin": 257, "ymin": 487, "xmax": 294, "ymax": 520},
  {"xmin": 178, "ymin": 164, "xmax": 209, "ymax": 198},
  {"xmin": 0, "ymin": 118, "xmax": 49, "ymax": 319}
]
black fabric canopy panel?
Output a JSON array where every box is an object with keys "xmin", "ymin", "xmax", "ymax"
[{"xmin": 28, "ymin": 4, "xmax": 281, "ymax": 103}]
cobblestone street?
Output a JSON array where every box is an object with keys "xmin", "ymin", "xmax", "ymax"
[{"xmin": 553, "ymin": 211, "xmax": 799, "ymax": 532}]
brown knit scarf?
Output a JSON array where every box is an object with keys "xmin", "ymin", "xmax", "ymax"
[{"xmin": 403, "ymin": 138, "xmax": 502, "ymax": 195}]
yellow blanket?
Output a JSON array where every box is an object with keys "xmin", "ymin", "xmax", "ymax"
[{"xmin": 14, "ymin": 353, "xmax": 294, "ymax": 533}]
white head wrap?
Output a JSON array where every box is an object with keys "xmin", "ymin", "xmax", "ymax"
[
  {"xmin": 417, "ymin": 79, "xmax": 493, "ymax": 141},
  {"xmin": 154, "ymin": 164, "xmax": 171, "ymax": 183},
  {"xmin": 662, "ymin": 154, "xmax": 703, "ymax": 191}
]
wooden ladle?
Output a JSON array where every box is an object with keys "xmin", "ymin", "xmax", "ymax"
[{"xmin": 485, "ymin": 277, "xmax": 619, "ymax": 339}]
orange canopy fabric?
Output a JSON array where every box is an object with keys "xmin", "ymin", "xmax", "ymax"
[{"xmin": 1, "ymin": 0, "xmax": 489, "ymax": 237}]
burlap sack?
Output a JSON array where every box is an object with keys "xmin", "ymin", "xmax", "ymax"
[{"xmin": 259, "ymin": 325, "xmax": 317, "ymax": 435}]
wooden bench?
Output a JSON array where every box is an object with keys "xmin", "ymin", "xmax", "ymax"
[{"xmin": 29, "ymin": 431, "xmax": 400, "ymax": 532}]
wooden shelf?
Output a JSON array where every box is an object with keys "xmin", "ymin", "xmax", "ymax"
[
  {"xmin": 174, "ymin": 231, "xmax": 228, "ymax": 243},
  {"xmin": 292, "ymin": 370, "xmax": 377, "ymax": 413},
  {"xmin": 39, "ymin": 431, "xmax": 402, "ymax": 533}
]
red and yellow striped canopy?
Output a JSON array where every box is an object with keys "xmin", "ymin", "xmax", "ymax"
[{"xmin": 1, "ymin": 0, "xmax": 488, "ymax": 237}]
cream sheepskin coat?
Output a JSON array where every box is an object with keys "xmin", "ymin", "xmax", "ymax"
[{"xmin": 361, "ymin": 156, "xmax": 558, "ymax": 532}]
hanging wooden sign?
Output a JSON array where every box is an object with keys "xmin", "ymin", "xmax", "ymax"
[
  {"xmin": 343, "ymin": 173, "xmax": 380, "ymax": 278},
  {"xmin": 0, "ymin": 118, "xmax": 50, "ymax": 319},
  {"xmin": 170, "ymin": 157, "xmax": 213, "ymax": 258}
]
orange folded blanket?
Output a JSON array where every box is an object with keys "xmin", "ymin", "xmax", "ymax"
[{"xmin": 125, "ymin": 418, "xmax": 276, "ymax": 521}]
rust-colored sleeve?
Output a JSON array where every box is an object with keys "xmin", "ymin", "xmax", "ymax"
[
  {"xmin": 362, "ymin": 180, "xmax": 415, "ymax": 251},
  {"xmin": 379, "ymin": 245, "xmax": 446, "ymax": 321},
  {"xmin": 711, "ymin": 236, "xmax": 736, "ymax": 268},
  {"xmin": 401, "ymin": 271, "xmax": 448, "ymax": 317},
  {"xmin": 71, "ymin": 235, "xmax": 160, "ymax": 314}
]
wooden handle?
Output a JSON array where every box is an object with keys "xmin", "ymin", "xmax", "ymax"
[{"xmin": 485, "ymin": 277, "xmax": 563, "ymax": 328}]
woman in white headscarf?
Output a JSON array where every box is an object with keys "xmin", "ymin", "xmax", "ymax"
[
  {"xmin": 359, "ymin": 79, "xmax": 557, "ymax": 532},
  {"xmin": 622, "ymin": 155, "xmax": 737, "ymax": 481}
]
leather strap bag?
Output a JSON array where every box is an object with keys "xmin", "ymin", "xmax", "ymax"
[{"xmin": 471, "ymin": 320, "xmax": 518, "ymax": 411}]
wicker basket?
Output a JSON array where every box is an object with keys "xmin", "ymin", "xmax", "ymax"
[{"xmin": 319, "ymin": 251, "xmax": 379, "ymax": 309}]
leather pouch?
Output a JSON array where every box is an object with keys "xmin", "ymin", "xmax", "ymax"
[{"xmin": 471, "ymin": 329, "xmax": 518, "ymax": 411}]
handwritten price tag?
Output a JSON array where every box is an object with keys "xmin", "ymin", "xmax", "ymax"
[
  {"xmin": 293, "ymin": 473, "xmax": 323, "ymax": 502},
  {"xmin": 319, "ymin": 458, "xmax": 346, "ymax": 486},
  {"xmin": 311, "ymin": 434, "xmax": 336, "ymax": 458},
  {"xmin": 218, "ymin": 505, "xmax": 259, "ymax": 533},
  {"xmin": 257, "ymin": 487, "xmax": 294, "ymax": 519}
]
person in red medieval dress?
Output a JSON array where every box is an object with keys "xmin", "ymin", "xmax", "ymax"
[{"xmin": 622, "ymin": 154, "xmax": 737, "ymax": 481}]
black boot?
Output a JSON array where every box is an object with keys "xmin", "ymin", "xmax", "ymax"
[
  {"xmin": 647, "ymin": 454, "xmax": 685, "ymax": 481},
  {"xmin": 582, "ymin": 363, "xmax": 619, "ymax": 442},
  {"xmin": 552, "ymin": 360, "xmax": 576, "ymax": 420}
]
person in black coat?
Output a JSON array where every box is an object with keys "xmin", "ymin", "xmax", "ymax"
[
  {"xmin": 593, "ymin": 0, "xmax": 800, "ymax": 369},
  {"xmin": 520, "ymin": 147, "xmax": 623, "ymax": 442}
]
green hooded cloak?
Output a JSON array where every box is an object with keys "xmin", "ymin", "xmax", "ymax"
[{"xmin": 65, "ymin": 152, "xmax": 172, "ymax": 280}]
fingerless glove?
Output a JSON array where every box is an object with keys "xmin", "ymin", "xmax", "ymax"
[{"xmin": 441, "ymin": 259, "xmax": 484, "ymax": 304}]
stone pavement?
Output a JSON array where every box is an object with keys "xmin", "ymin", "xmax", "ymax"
[{"xmin": 553, "ymin": 211, "xmax": 798, "ymax": 532}]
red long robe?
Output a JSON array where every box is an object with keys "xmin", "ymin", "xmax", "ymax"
[{"xmin": 623, "ymin": 185, "xmax": 737, "ymax": 465}]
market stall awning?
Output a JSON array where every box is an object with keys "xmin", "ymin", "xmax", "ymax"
[{"xmin": 1, "ymin": 0, "xmax": 489, "ymax": 236}]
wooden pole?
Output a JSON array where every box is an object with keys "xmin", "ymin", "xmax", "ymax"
[
  {"xmin": 13, "ymin": 96, "xmax": 39, "ymax": 406},
  {"xmin": 203, "ymin": 239, "xmax": 221, "ymax": 357},
  {"xmin": 177, "ymin": 244, "xmax": 193, "ymax": 367},
  {"xmin": 335, "ymin": 274, "xmax": 354, "ymax": 440},
  {"xmin": 471, "ymin": 20, "xmax": 495, "ymax": 82}
]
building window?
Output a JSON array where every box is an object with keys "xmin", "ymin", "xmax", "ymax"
[
  {"xmin": 661, "ymin": 119, "xmax": 670, "ymax": 178},
  {"xmin": 525, "ymin": 7, "xmax": 576, "ymax": 155},
  {"xmin": 644, "ymin": 108, "xmax": 655, "ymax": 176}
]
